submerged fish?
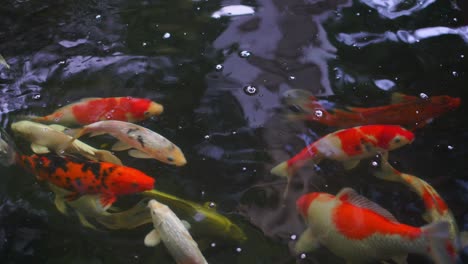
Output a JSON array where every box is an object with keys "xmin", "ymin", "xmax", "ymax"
[
  {"xmin": 0, "ymin": 54, "xmax": 10, "ymax": 69},
  {"xmin": 284, "ymin": 89, "xmax": 461, "ymax": 129},
  {"xmin": 11, "ymin": 120, "xmax": 122, "ymax": 165},
  {"xmin": 28, "ymin": 97, "xmax": 163, "ymax": 126},
  {"xmin": 17, "ymin": 154, "xmax": 155, "ymax": 207},
  {"xmin": 64, "ymin": 120, "xmax": 186, "ymax": 166},
  {"xmin": 145, "ymin": 199, "xmax": 208, "ymax": 264},
  {"xmin": 372, "ymin": 156, "xmax": 461, "ymax": 250},
  {"xmin": 96, "ymin": 189, "xmax": 247, "ymax": 244},
  {"xmin": 295, "ymin": 188, "xmax": 456, "ymax": 264},
  {"xmin": 0, "ymin": 127, "xmax": 17, "ymax": 166},
  {"xmin": 271, "ymin": 125, "xmax": 414, "ymax": 179}
]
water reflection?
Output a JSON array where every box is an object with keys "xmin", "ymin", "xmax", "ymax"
[{"xmin": 360, "ymin": 0, "xmax": 436, "ymax": 19}]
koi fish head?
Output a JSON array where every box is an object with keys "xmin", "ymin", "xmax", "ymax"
[
  {"xmin": 376, "ymin": 125, "xmax": 414, "ymax": 150},
  {"xmin": 107, "ymin": 168, "xmax": 155, "ymax": 196},
  {"xmin": 147, "ymin": 199, "xmax": 169, "ymax": 226},
  {"xmin": 124, "ymin": 97, "xmax": 164, "ymax": 120},
  {"xmin": 429, "ymin": 96, "xmax": 461, "ymax": 112},
  {"xmin": 297, "ymin": 192, "xmax": 334, "ymax": 218},
  {"xmin": 166, "ymin": 145, "xmax": 187, "ymax": 166}
]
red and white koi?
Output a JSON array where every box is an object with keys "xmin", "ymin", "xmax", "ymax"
[
  {"xmin": 295, "ymin": 188, "xmax": 456, "ymax": 263},
  {"xmin": 372, "ymin": 156, "xmax": 463, "ymax": 251},
  {"xmin": 29, "ymin": 97, "xmax": 163, "ymax": 126},
  {"xmin": 271, "ymin": 125, "xmax": 414, "ymax": 178},
  {"xmin": 64, "ymin": 120, "xmax": 186, "ymax": 166}
]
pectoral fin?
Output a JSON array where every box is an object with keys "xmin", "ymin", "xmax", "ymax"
[
  {"xmin": 100, "ymin": 194, "xmax": 117, "ymax": 208},
  {"xmin": 111, "ymin": 141, "xmax": 132, "ymax": 151},
  {"xmin": 128, "ymin": 149, "xmax": 152, "ymax": 159},
  {"xmin": 54, "ymin": 196, "xmax": 68, "ymax": 215},
  {"xmin": 181, "ymin": 220, "xmax": 191, "ymax": 230},
  {"xmin": 343, "ymin": 160, "xmax": 360, "ymax": 170},
  {"xmin": 144, "ymin": 229, "xmax": 161, "ymax": 247},
  {"xmin": 76, "ymin": 211, "xmax": 97, "ymax": 229},
  {"xmin": 31, "ymin": 143, "xmax": 50, "ymax": 154},
  {"xmin": 295, "ymin": 228, "xmax": 320, "ymax": 254}
]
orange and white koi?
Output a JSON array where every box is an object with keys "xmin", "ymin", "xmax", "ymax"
[
  {"xmin": 372, "ymin": 156, "xmax": 463, "ymax": 250},
  {"xmin": 11, "ymin": 120, "xmax": 122, "ymax": 165},
  {"xmin": 17, "ymin": 153, "xmax": 155, "ymax": 207},
  {"xmin": 28, "ymin": 97, "xmax": 163, "ymax": 126},
  {"xmin": 64, "ymin": 120, "xmax": 186, "ymax": 166},
  {"xmin": 284, "ymin": 89, "xmax": 461, "ymax": 129},
  {"xmin": 271, "ymin": 125, "xmax": 414, "ymax": 178},
  {"xmin": 295, "ymin": 188, "xmax": 456, "ymax": 264}
]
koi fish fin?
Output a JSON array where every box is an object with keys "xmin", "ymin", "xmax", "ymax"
[
  {"xmin": 295, "ymin": 228, "xmax": 320, "ymax": 254},
  {"xmin": 391, "ymin": 255, "xmax": 408, "ymax": 264},
  {"xmin": 48, "ymin": 124, "xmax": 68, "ymax": 132},
  {"xmin": 128, "ymin": 149, "xmax": 152, "ymax": 159},
  {"xmin": 342, "ymin": 160, "xmax": 360, "ymax": 170},
  {"xmin": 89, "ymin": 131, "xmax": 107, "ymax": 137},
  {"xmin": 58, "ymin": 128, "xmax": 87, "ymax": 154},
  {"xmin": 0, "ymin": 54, "xmax": 10, "ymax": 69},
  {"xmin": 111, "ymin": 141, "xmax": 132, "ymax": 151},
  {"xmin": 100, "ymin": 194, "xmax": 117, "ymax": 208},
  {"xmin": 336, "ymin": 188, "xmax": 398, "ymax": 222},
  {"xmin": 30, "ymin": 143, "xmax": 50, "ymax": 154},
  {"xmin": 144, "ymin": 229, "xmax": 161, "ymax": 247},
  {"xmin": 76, "ymin": 211, "xmax": 97, "ymax": 229},
  {"xmin": 459, "ymin": 231, "xmax": 468, "ymax": 250},
  {"xmin": 270, "ymin": 161, "xmax": 294, "ymax": 178},
  {"xmin": 54, "ymin": 195, "xmax": 68, "ymax": 215},
  {"xmin": 391, "ymin": 93, "xmax": 418, "ymax": 104},
  {"xmin": 422, "ymin": 221, "xmax": 456, "ymax": 264},
  {"xmin": 181, "ymin": 220, "xmax": 191, "ymax": 230},
  {"xmin": 94, "ymin": 149, "xmax": 123, "ymax": 165}
]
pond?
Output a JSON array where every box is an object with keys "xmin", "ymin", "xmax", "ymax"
[{"xmin": 0, "ymin": 0, "xmax": 467, "ymax": 263}]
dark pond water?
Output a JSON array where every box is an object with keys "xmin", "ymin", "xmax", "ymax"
[{"xmin": 0, "ymin": 0, "xmax": 467, "ymax": 263}]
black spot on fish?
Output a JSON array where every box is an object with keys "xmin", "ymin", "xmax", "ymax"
[
  {"xmin": 65, "ymin": 177, "xmax": 71, "ymax": 184},
  {"xmin": 81, "ymin": 162, "xmax": 101, "ymax": 180},
  {"xmin": 127, "ymin": 128, "xmax": 139, "ymax": 135},
  {"xmin": 88, "ymin": 186, "xmax": 94, "ymax": 191},
  {"xmin": 45, "ymin": 154, "xmax": 69, "ymax": 173},
  {"xmin": 132, "ymin": 183, "xmax": 139, "ymax": 189},
  {"xmin": 137, "ymin": 135, "xmax": 145, "ymax": 148},
  {"xmin": 75, "ymin": 178, "xmax": 82, "ymax": 187}
]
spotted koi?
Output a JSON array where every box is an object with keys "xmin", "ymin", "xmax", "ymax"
[{"xmin": 17, "ymin": 153, "xmax": 155, "ymax": 207}]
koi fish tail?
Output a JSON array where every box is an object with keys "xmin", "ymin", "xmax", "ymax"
[
  {"xmin": 94, "ymin": 150, "xmax": 123, "ymax": 165},
  {"xmin": 422, "ymin": 221, "xmax": 457, "ymax": 264},
  {"xmin": 372, "ymin": 156, "xmax": 402, "ymax": 183}
]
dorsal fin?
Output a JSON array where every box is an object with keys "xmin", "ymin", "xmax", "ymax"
[
  {"xmin": 336, "ymin": 188, "xmax": 398, "ymax": 222},
  {"xmin": 78, "ymin": 97, "xmax": 102, "ymax": 102},
  {"xmin": 391, "ymin": 93, "xmax": 418, "ymax": 104}
]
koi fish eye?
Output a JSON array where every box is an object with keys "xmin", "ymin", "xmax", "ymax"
[
  {"xmin": 144, "ymin": 111, "xmax": 150, "ymax": 116},
  {"xmin": 393, "ymin": 137, "xmax": 401, "ymax": 144},
  {"xmin": 167, "ymin": 157, "xmax": 174, "ymax": 162}
]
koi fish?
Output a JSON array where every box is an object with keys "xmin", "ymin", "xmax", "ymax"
[
  {"xmin": 0, "ymin": 127, "xmax": 17, "ymax": 166},
  {"xmin": 17, "ymin": 153, "xmax": 155, "ymax": 207},
  {"xmin": 98, "ymin": 189, "xmax": 247, "ymax": 243},
  {"xmin": 63, "ymin": 120, "xmax": 186, "ymax": 166},
  {"xmin": 144, "ymin": 199, "xmax": 208, "ymax": 264},
  {"xmin": 11, "ymin": 120, "xmax": 122, "ymax": 165},
  {"xmin": 28, "ymin": 97, "xmax": 163, "ymax": 125},
  {"xmin": 284, "ymin": 89, "xmax": 461, "ymax": 129},
  {"xmin": 271, "ymin": 125, "xmax": 414, "ymax": 179},
  {"xmin": 372, "ymin": 156, "xmax": 462, "ymax": 250},
  {"xmin": 295, "ymin": 188, "xmax": 456, "ymax": 264}
]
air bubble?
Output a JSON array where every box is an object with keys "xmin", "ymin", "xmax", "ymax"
[
  {"xmin": 419, "ymin": 93, "xmax": 428, "ymax": 99},
  {"xmin": 204, "ymin": 135, "xmax": 210, "ymax": 139},
  {"xmin": 243, "ymin": 85, "xmax": 258, "ymax": 96},
  {"xmin": 290, "ymin": 234, "xmax": 297, "ymax": 240},
  {"xmin": 371, "ymin": 161, "xmax": 378, "ymax": 167},
  {"xmin": 163, "ymin": 32, "xmax": 171, "ymax": 39},
  {"xmin": 239, "ymin": 50, "xmax": 251, "ymax": 58},
  {"xmin": 448, "ymin": 145, "xmax": 454, "ymax": 150},
  {"xmin": 300, "ymin": 253, "xmax": 306, "ymax": 259},
  {"xmin": 32, "ymin": 94, "xmax": 41, "ymax": 100},
  {"xmin": 236, "ymin": 247, "xmax": 242, "ymax": 253},
  {"xmin": 211, "ymin": 242, "xmax": 216, "ymax": 247},
  {"xmin": 142, "ymin": 42, "xmax": 148, "ymax": 47},
  {"xmin": 314, "ymin": 109, "xmax": 323, "ymax": 118},
  {"xmin": 452, "ymin": 71, "xmax": 458, "ymax": 77},
  {"xmin": 215, "ymin": 64, "xmax": 223, "ymax": 71},
  {"xmin": 208, "ymin": 202, "xmax": 216, "ymax": 208},
  {"xmin": 288, "ymin": 75, "xmax": 296, "ymax": 80},
  {"xmin": 95, "ymin": 15, "xmax": 102, "ymax": 20}
]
